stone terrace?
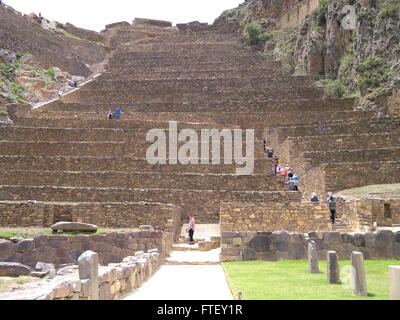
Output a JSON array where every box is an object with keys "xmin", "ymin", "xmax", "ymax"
[
  {"xmin": 2, "ymin": 21, "xmax": 399, "ymax": 234},
  {"xmin": 1, "ymin": 25, "xmax": 314, "ymax": 229}
]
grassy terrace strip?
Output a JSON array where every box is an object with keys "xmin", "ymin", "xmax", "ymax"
[
  {"xmin": 222, "ymin": 260, "xmax": 397, "ymax": 300},
  {"xmin": 0, "ymin": 227, "xmax": 139, "ymax": 239}
]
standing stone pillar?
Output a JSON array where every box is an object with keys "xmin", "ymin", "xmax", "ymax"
[
  {"xmin": 78, "ymin": 250, "xmax": 99, "ymax": 300},
  {"xmin": 327, "ymin": 251, "xmax": 340, "ymax": 284},
  {"xmin": 351, "ymin": 251, "xmax": 367, "ymax": 296},
  {"xmin": 389, "ymin": 266, "xmax": 400, "ymax": 300},
  {"xmin": 308, "ymin": 241, "xmax": 319, "ymax": 273}
]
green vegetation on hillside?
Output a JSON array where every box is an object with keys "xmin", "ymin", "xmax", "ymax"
[
  {"xmin": 357, "ymin": 56, "xmax": 390, "ymax": 95},
  {"xmin": 315, "ymin": 79, "xmax": 347, "ymax": 98}
]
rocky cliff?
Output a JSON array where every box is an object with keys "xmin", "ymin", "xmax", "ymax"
[
  {"xmin": 215, "ymin": 0, "xmax": 400, "ymax": 109},
  {"xmin": 0, "ymin": 3, "xmax": 109, "ymax": 115}
]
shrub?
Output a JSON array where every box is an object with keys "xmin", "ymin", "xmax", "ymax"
[
  {"xmin": 318, "ymin": 0, "xmax": 331, "ymax": 22},
  {"xmin": 315, "ymin": 79, "xmax": 347, "ymax": 98},
  {"xmin": 357, "ymin": 56, "xmax": 389, "ymax": 95},
  {"xmin": 245, "ymin": 23, "xmax": 261, "ymax": 46},
  {"xmin": 377, "ymin": 0, "xmax": 400, "ymax": 20}
]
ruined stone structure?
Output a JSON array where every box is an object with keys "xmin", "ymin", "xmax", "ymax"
[{"xmin": 1, "ymin": 13, "xmax": 399, "ymax": 241}]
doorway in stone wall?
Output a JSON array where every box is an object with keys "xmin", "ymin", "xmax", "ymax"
[{"xmin": 384, "ymin": 203, "xmax": 392, "ymax": 219}]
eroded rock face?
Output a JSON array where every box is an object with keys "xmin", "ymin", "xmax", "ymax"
[
  {"xmin": 0, "ymin": 115, "xmax": 13, "ymax": 127},
  {"xmin": 50, "ymin": 222, "xmax": 98, "ymax": 232}
]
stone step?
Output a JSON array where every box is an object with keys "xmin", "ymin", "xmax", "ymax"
[
  {"xmin": 87, "ymin": 77, "xmax": 312, "ymax": 90},
  {"xmin": 267, "ymin": 117, "xmax": 400, "ymax": 145},
  {"xmin": 25, "ymin": 110, "xmax": 365, "ymax": 126},
  {"xmin": 0, "ymin": 156, "xmax": 274, "ymax": 175},
  {"xmin": 62, "ymin": 87, "xmax": 323, "ymax": 103},
  {"xmin": 292, "ymin": 147, "xmax": 400, "ymax": 175},
  {"xmin": 0, "ymin": 139, "xmax": 269, "ymax": 159},
  {"xmin": 279, "ymin": 131, "xmax": 400, "ymax": 163},
  {"xmin": 0, "ymin": 170, "xmax": 286, "ymax": 191},
  {"xmin": 99, "ymin": 70, "xmax": 311, "ymax": 82},
  {"xmin": 164, "ymin": 249, "xmax": 221, "ymax": 265},
  {"xmin": 17, "ymin": 111, "xmax": 370, "ymax": 132},
  {"xmin": 39, "ymin": 98, "xmax": 355, "ymax": 113}
]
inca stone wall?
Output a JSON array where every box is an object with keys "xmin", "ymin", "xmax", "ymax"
[
  {"xmin": 0, "ymin": 231, "xmax": 172, "ymax": 268},
  {"xmin": 301, "ymin": 162, "xmax": 400, "ymax": 200},
  {"xmin": 221, "ymin": 230, "xmax": 400, "ymax": 262},
  {"xmin": 220, "ymin": 201, "xmax": 331, "ymax": 232},
  {"xmin": 340, "ymin": 199, "xmax": 400, "ymax": 231},
  {"xmin": 0, "ymin": 201, "xmax": 182, "ymax": 234}
]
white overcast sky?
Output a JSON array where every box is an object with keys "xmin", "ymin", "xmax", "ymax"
[{"xmin": 4, "ymin": 0, "xmax": 245, "ymax": 32}]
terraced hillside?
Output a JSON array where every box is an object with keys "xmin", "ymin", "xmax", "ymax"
[{"xmin": 1, "ymin": 21, "xmax": 399, "ymax": 233}]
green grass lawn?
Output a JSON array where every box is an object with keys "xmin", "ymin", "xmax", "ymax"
[{"xmin": 222, "ymin": 260, "xmax": 398, "ymax": 300}]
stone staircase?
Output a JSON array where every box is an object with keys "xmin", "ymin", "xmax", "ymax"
[{"xmin": 331, "ymin": 220, "xmax": 353, "ymax": 233}]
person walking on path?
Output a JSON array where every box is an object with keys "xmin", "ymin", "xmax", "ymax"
[
  {"xmin": 187, "ymin": 215, "xmax": 195, "ymax": 245},
  {"xmin": 267, "ymin": 147, "xmax": 273, "ymax": 158},
  {"xmin": 287, "ymin": 178, "xmax": 295, "ymax": 191},
  {"xmin": 310, "ymin": 193, "xmax": 319, "ymax": 203},
  {"xmin": 108, "ymin": 110, "xmax": 113, "ymax": 120},
  {"xmin": 262, "ymin": 138, "xmax": 267, "ymax": 153},
  {"xmin": 327, "ymin": 195, "xmax": 336, "ymax": 224},
  {"xmin": 115, "ymin": 108, "xmax": 121, "ymax": 120},
  {"xmin": 273, "ymin": 155, "xmax": 279, "ymax": 174}
]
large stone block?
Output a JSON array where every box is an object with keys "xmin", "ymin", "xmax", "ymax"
[
  {"xmin": 221, "ymin": 248, "xmax": 241, "ymax": 256},
  {"xmin": 308, "ymin": 231, "xmax": 324, "ymax": 240},
  {"xmin": 375, "ymin": 230, "xmax": 394, "ymax": 246},
  {"xmin": 0, "ymin": 262, "xmax": 33, "ymax": 276},
  {"xmin": 33, "ymin": 235, "xmax": 48, "ymax": 248},
  {"xmin": 288, "ymin": 243, "xmax": 307, "ymax": 260},
  {"xmin": 393, "ymin": 243, "xmax": 400, "ymax": 259},
  {"xmin": 389, "ymin": 266, "xmax": 400, "ymax": 300},
  {"xmin": 16, "ymin": 239, "xmax": 34, "ymax": 253},
  {"xmin": 327, "ymin": 251, "xmax": 340, "ymax": 284},
  {"xmin": 289, "ymin": 233, "xmax": 306, "ymax": 244},
  {"xmin": 341, "ymin": 233, "xmax": 354, "ymax": 244},
  {"xmin": 308, "ymin": 241, "xmax": 319, "ymax": 273},
  {"xmin": 221, "ymin": 232, "xmax": 239, "ymax": 238},
  {"xmin": 271, "ymin": 231, "xmax": 289, "ymax": 251},
  {"xmin": 395, "ymin": 232, "xmax": 400, "ymax": 243},
  {"xmin": 248, "ymin": 234, "xmax": 271, "ymax": 252},
  {"xmin": 257, "ymin": 251, "xmax": 278, "ymax": 262},
  {"xmin": 364, "ymin": 232, "xmax": 376, "ymax": 248},
  {"xmin": 351, "ymin": 251, "xmax": 367, "ymax": 296},
  {"xmin": 353, "ymin": 233, "xmax": 365, "ymax": 247},
  {"xmin": 0, "ymin": 240, "xmax": 15, "ymax": 259},
  {"xmin": 51, "ymin": 222, "xmax": 98, "ymax": 232},
  {"xmin": 78, "ymin": 251, "xmax": 99, "ymax": 300},
  {"xmin": 323, "ymin": 232, "xmax": 341, "ymax": 244},
  {"xmin": 242, "ymin": 248, "xmax": 256, "ymax": 260}
]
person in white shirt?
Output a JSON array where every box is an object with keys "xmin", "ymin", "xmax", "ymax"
[{"xmin": 187, "ymin": 215, "xmax": 195, "ymax": 245}]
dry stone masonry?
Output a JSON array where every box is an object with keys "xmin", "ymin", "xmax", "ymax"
[{"xmin": 221, "ymin": 230, "xmax": 400, "ymax": 262}]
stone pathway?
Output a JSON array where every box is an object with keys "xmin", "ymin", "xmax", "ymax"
[
  {"xmin": 124, "ymin": 264, "xmax": 232, "ymax": 300},
  {"xmin": 125, "ymin": 225, "xmax": 232, "ymax": 300}
]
